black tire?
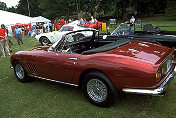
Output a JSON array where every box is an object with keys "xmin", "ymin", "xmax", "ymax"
[
  {"xmin": 82, "ymin": 71, "xmax": 117, "ymax": 107},
  {"xmin": 13, "ymin": 61, "xmax": 29, "ymax": 83},
  {"xmin": 40, "ymin": 37, "xmax": 50, "ymax": 46}
]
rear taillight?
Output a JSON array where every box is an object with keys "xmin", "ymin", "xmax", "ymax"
[
  {"xmin": 156, "ymin": 68, "xmax": 162, "ymax": 81},
  {"xmin": 156, "ymin": 53, "xmax": 173, "ymax": 82}
]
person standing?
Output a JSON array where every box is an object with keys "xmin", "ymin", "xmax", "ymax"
[
  {"xmin": 14, "ymin": 25, "xmax": 23, "ymax": 45},
  {"xmin": 90, "ymin": 16, "xmax": 95, "ymax": 23},
  {"xmin": 130, "ymin": 16, "xmax": 135, "ymax": 23},
  {"xmin": 49, "ymin": 22, "xmax": 52, "ymax": 32},
  {"xmin": 28, "ymin": 25, "xmax": 32, "ymax": 37},
  {"xmin": 21, "ymin": 25, "xmax": 25, "ymax": 37},
  {"xmin": 0, "ymin": 24, "xmax": 10, "ymax": 57},
  {"xmin": 31, "ymin": 24, "xmax": 36, "ymax": 37},
  {"xmin": 39, "ymin": 23, "xmax": 43, "ymax": 34},
  {"xmin": 1, "ymin": 24, "xmax": 12, "ymax": 52},
  {"xmin": 79, "ymin": 18, "xmax": 84, "ymax": 26},
  {"xmin": 60, "ymin": 17, "xmax": 66, "ymax": 28},
  {"xmin": 54, "ymin": 20, "xmax": 60, "ymax": 30}
]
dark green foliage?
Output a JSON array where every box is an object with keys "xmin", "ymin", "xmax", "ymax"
[
  {"xmin": 0, "ymin": 1, "xmax": 7, "ymax": 10},
  {"xmin": 16, "ymin": 0, "xmax": 41, "ymax": 17},
  {"xmin": 165, "ymin": 0, "xmax": 176, "ymax": 15},
  {"xmin": 2, "ymin": 0, "xmax": 176, "ymax": 20},
  {"xmin": 6, "ymin": 7, "xmax": 17, "ymax": 13}
]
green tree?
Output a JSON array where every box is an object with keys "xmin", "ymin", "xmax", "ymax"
[
  {"xmin": 0, "ymin": 1, "xmax": 7, "ymax": 11},
  {"xmin": 16, "ymin": 0, "xmax": 42, "ymax": 17},
  {"xmin": 165, "ymin": 0, "xmax": 176, "ymax": 15},
  {"xmin": 6, "ymin": 7, "xmax": 17, "ymax": 13}
]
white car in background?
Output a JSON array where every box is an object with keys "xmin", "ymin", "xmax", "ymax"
[{"xmin": 35, "ymin": 23, "xmax": 91, "ymax": 45}]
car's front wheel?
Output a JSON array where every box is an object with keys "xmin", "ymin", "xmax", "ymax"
[
  {"xmin": 14, "ymin": 61, "xmax": 29, "ymax": 83},
  {"xmin": 40, "ymin": 37, "xmax": 50, "ymax": 46},
  {"xmin": 82, "ymin": 71, "xmax": 117, "ymax": 107}
]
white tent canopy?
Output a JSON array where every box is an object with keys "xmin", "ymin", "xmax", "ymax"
[
  {"xmin": 0, "ymin": 11, "xmax": 51, "ymax": 36},
  {"xmin": 31, "ymin": 16, "xmax": 51, "ymax": 33},
  {"xmin": 31, "ymin": 16, "xmax": 51, "ymax": 23},
  {"xmin": 0, "ymin": 10, "xmax": 31, "ymax": 25},
  {"xmin": 0, "ymin": 10, "xmax": 32, "ymax": 37}
]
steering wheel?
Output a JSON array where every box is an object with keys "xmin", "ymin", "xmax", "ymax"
[
  {"xmin": 61, "ymin": 41, "xmax": 72, "ymax": 53},
  {"xmin": 62, "ymin": 47, "xmax": 72, "ymax": 53}
]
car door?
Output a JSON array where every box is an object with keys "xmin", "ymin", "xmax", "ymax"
[
  {"xmin": 50, "ymin": 52, "xmax": 80, "ymax": 83},
  {"xmin": 30, "ymin": 50, "xmax": 80, "ymax": 84},
  {"xmin": 33, "ymin": 30, "xmax": 93, "ymax": 83}
]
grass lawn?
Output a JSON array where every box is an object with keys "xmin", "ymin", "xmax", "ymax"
[{"xmin": 1, "ymin": 16, "xmax": 176, "ymax": 118}]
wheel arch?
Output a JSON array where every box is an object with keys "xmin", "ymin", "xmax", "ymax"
[
  {"xmin": 39, "ymin": 36, "xmax": 48, "ymax": 43},
  {"xmin": 78, "ymin": 68, "xmax": 112, "ymax": 89},
  {"xmin": 12, "ymin": 59, "xmax": 20, "ymax": 67}
]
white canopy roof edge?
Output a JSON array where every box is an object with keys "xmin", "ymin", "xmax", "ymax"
[
  {"xmin": 31, "ymin": 16, "xmax": 51, "ymax": 23},
  {"xmin": 0, "ymin": 10, "xmax": 31, "ymax": 25}
]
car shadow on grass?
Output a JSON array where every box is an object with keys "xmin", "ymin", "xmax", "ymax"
[{"xmin": 30, "ymin": 76, "xmax": 163, "ymax": 108}]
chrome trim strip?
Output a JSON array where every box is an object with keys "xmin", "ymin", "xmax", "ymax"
[
  {"xmin": 122, "ymin": 65, "xmax": 176, "ymax": 95},
  {"xmin": 29, "ymin": 75, "xmax": 78, "ymax": 87},
  {"xmin": 69, "ymin": 58, "xmax": 78, "ymax": 61},
  {"xmin": 161, "ymin": 52, "xmax": 165, "ymax": 55},
  {"xmin": 138, "ymin": 43, "xmax": 149, "ymax": 47}
]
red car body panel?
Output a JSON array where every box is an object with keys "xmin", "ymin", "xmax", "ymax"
[
  {"xmin": 10, "ymin": 39, "xmax": 175, "ymax": 93},
  {"xmin": 84, "ymin": 21, "xmax": 102, "ymax": 29}
]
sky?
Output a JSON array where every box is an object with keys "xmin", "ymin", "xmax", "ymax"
[{"xmin": 0, "ymin": 0, "xmax": 20, "ymax": 8}]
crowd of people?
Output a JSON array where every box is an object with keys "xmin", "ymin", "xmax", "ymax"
[
  {"xmin": 14, "ymin": 16, "xmax": 98, "ymax": 37},
  {"xmin": 0, "ymin": 16, "xmax": 99, "ymax": 57}
]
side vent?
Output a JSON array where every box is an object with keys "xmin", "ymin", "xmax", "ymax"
[{"xmin": 27, "ymin": 63, "xmax": 38, "ymax": 75}]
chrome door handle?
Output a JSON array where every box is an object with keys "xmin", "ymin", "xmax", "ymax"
[{"xmin": 69, "ymin": 58, "xmax": 77, "ymax": 61}]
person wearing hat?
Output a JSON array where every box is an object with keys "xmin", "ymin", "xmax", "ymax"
[
  {"xmin": 0, "ymin": 24, "xmax": 10, "ymax": 57},
  {"xmin": 14, "ymin": 25, "xmax": 23, "ymax": 45}
]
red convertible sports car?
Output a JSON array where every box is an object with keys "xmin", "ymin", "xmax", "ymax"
[
  {"xmin": 84, "ymin": 21, "xmax": 102, "ymax": 29},
  {"xmin": 10, "ymin": 29, "xmax": 176, "ymax": 107}
]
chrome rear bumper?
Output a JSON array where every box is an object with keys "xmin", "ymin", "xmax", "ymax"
[{"xmin": 122, "ymin": 65, "xmax": 176, "ymax": 95}]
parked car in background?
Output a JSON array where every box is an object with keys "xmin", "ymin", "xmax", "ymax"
[
  {"xmin": 105, "ymin": 23, "xmax": 176, "ymax": 49},
  {"xmin": 35, "ymin": 24, "xmax": 91, "ymax": 45},
  {"xmin": 84, "ymin": 20, "xmax": 102, "ymax": 29},
  {"xmin": 11, "ymin": 29, "xmax": 175, "ymax": 107}
]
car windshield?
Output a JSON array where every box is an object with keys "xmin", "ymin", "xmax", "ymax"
[
  {"xmin": 48, "ymin": 30, "xmax": 94, "ymax": 52},
  {"xmin": 59, "ymin": 26, "xmax": 74, "ymax": 32},
  {"xmin": 111, "ymin": 23, "xmax": 134, "ymax": 36}
]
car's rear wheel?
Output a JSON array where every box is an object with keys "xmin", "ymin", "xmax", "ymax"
[
  {"xmin": 14, "ymin": 61, "xmax": 29, "ymax": 83},
  {"xmin": 40, "ymin": 37, "xmax": 50, "ymax": 46},
  {"xmin": 82, "ymin": 71, "xmax": 117, "ymax": 107}
]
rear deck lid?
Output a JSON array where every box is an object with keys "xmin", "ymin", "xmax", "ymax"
[{"xmin": 106, "ymin": 40, "xmax": 172, "ymax": 64}]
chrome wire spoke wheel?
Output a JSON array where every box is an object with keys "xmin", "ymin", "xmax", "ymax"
[
  {"xmin": 15, "ymin": 64, "xmax": 24, "ymax": 80},
  {"xmin": 87, "ymin": 79, "xmax": 107, "ymax": 102}
]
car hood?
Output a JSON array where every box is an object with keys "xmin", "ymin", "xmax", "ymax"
[{"xmin": 106, "ymin": 40, "xmax": 172, "ymax": 64}]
